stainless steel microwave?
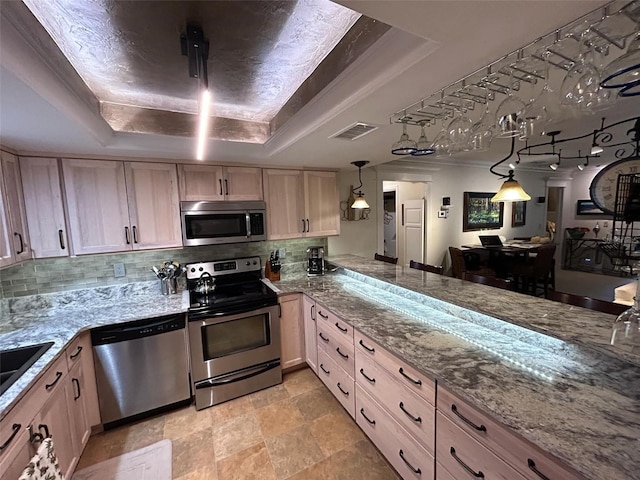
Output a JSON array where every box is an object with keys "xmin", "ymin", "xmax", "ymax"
[{"xmin": 180, "ymin": 201, "xmax": 267, "ymax": 246}]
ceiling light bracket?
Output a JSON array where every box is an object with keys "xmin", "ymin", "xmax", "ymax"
[{"xmin": 181, "ymin": 24, "xmax": 209, "ymax": 90}]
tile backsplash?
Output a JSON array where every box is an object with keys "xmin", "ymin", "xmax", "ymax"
[{"xmin": 0, "ymin": 238, "xmax": 327, "ymax": 298}]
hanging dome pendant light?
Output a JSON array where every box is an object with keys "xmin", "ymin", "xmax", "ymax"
[
  {"xmin": 350, "ymin": 161, "xmax": 370, "ymax": 209},
  {"xmin": 491, "ymin": 170, "xmax": 532, "ymax": 202}
]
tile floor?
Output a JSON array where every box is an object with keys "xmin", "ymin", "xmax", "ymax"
[{"xmin": 76, "ymin": 368, "xmax": 400, "ymax": 480}]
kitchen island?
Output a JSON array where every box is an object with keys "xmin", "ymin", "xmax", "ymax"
[{"xmin": 1, "ymin": 255, "xmax": 639, "ymax": 480}]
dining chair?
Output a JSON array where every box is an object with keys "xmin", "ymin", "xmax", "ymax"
[
  {"xmin": 448, "ymin": 247, "xmax": 496, "ymax": 279},
  {"xmin": 409, "ymin": 260, "xmax": 443, "ymax": 274},
  {"xmin": 374, "ymin": 253, "xmax": 398, "ymax": 264},
  {"xmin": 546, "ymin": 290, "xmax": 628, "ymax": 315},
  {"xmin": 463, "ymin": 272, "xmax": 515, "ymax": 290},
  {"xmin": 509, "ymin": 244, "xmax": 556, "ymax": 296}
]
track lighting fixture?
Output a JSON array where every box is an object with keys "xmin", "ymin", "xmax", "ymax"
[{"xmin": 578, "ymin": 155, "xmax": 590, "ymax": 171}]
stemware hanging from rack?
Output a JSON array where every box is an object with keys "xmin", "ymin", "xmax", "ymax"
[{"xmin": 495, "ymin": 70, "xmax": 527, "ymax": 138}]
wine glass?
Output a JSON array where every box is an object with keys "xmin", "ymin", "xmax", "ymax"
[
  {"xmin": 447, "ymin": 101, "xmax": 473, "ymax": 152},
  {"xmin": 432, "ymin": 120, "xmax": 451, "ymax": 157},
  {"xmin": 495, "ymin": 71, "xmax": 527, "ymax": 138},
  {"xmin": 560, "ymin": 35, "xmax": 601, "ymax": 112},
  {"xmin": 520, "ymin": 54, "xmax": 560, "ymax": 139},
  {"xmin": 611, "ymin": 278, "xmax": 640, "ymax": 354},
  {"xmin": 470, "ymin": 94, "xmax": 493, "ymax": 151}
]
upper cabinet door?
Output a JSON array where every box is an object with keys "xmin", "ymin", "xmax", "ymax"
[
  {"xmin": 62, "ymin": 159, "xmax": 131, "ymax": 255},
  {"xmin": 304, "ymin": 171, "xmax": 340, "ymax": 237},
  {"xmin": 1, "ymin": 152, "xmax": 31, "ymax": 262},
  {"xmin": 223, "ymin": 166, "xmax": 263, "ymax": 201},
  {"xmin": 0, "ymin": 160, "xmax": 14, "ymax": 268},
  {"xmin": 125, "ymin": 162, "xmax": 181, "ymax": 250},
  {"xmin": 20, "ymin": 157, "xmax": 69, "ymax": 258},
  {"xmin": 177, "ymin": 164, "xmax": 224, "ymax": 201},
  {"xmin": 263, "ymin": 169, "xmax": 305, "ymax": 240}
]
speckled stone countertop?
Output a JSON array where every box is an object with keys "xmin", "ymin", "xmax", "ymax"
[{"xmin": 270, "ymin": 255, "xmax": 640, "ymax": 480}]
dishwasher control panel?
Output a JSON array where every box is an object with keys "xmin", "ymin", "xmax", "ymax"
[{"xmin": 91, "ymin": 314, "xmax": 186, "ymax": 345}]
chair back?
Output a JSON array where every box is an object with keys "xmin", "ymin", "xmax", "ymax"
[
  {"xmin": 410, "ymin": 260, "xmax": 443, "ymax": 275},
  {"xmin": 448, "ymin": 247, "xmax": 466, "ymax": 279},
  {"xmin": 374, "ymin": 253, "xmax": 398, "ymax": 264},
  {"xmin": 546, "ymin": 290, "xmax": 628, "ymax": 315},
  {"xmin": 463, "ymin": 272, "xmax": 514, "ymax": 290},
  {"xmin": 531, "ymin": 244, "xmax": 556, "ymax": 277}
]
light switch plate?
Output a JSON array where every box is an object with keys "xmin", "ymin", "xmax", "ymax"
[
  {"xmin": 438, "ymin": 210, "xmax": 447, "ymax": 218},
  {"xmin": 114, "ymin": 263, "xmax": 126, "ymax": 277}
]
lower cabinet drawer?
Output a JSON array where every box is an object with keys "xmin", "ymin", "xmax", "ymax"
[
  {"xmin": 436, "ymin": 412, "xmax": 527, "ymax": 480},
  {"xmin": 356, "ymin": 384, "xmax": 434, "ymax": 480},
  {"xmin": 317, "ymin": 349, "xmax": 355, "ymax": 418},
  {"xmin": 356, "ymin": 349, "xmax": 435, "ymax": 454},
  {"xmin": 435, "ymin": 461, "xmax": 459, "ymax": 480},
  {"xmin": 0, "ymin": 426, "xmax": 32, "ymax": 480},
  {"xmin": 317, "ymin": 324, "xmax": 354, "ymax": 377}
]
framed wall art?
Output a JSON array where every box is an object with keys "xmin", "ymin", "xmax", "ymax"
[
  {"xmin": 511, "ymin": 201, "xmax": 526, "ymax": 227},
  {"xmin": 576, "ymin": 199, "xmax": 607, "ymax": 216},
  {"xmin": 463, "ymin": 192, "xmax": 504, "ymax": 232}
]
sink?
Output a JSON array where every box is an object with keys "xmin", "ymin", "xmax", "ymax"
[{"xmin": 0, "ymin": 342, "xmax": 54, "ymax": 396}]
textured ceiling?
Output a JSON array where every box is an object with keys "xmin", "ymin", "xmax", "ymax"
[{"xmin": 20, "ymin": 0, "xmax": 387, "ymax": 143}]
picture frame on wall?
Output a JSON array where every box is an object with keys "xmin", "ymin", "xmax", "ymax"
[
  {"xmin": 463, "ymin": 192, "xmax": 504, "ymax": 232},
  {"xmin": 576, "ymin": 199, "xmax": 607, "ymax": 216},
  {"xmin": 512, "ymin": 201, "xmax": 526, "ymax": 227}
]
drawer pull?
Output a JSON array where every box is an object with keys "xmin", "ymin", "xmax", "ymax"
[
  {"xmin": 38, "ymin": 424, "xmax": 50, "ymax": 439},
  {"xmin": 450, "ymin": 447, "xmax": 484, "ymax": 478},
  {"xmin": 59, "ymin": 229, "xmax": 66, "ymax": 249},
  {"xmin": 311, "ymin": 304, "xmax": 315, "ymax": 321},
  {"xmin": 398, "ymin": 367, "xmax": 422, "ymax": 385},
  {"xmin": 399, "ymin": 401, "xmax": 422, "ymax": 423},
  {"xmin": 320, "ymin": 363, "xmax": 330, "ymax": 375},
  {"xmin": 360, "ymin": 408, "xmax": 376, "ymax": 425},
  {"xmin": 337, "ymin": 382, "xmax": 349, "ymax": 396},
  {"xmin": 399, "ymin": 449, "xmax": 422, "ymax": 475},
  {"xmin": 358, "ymin": 339, "xmax": 375, "ymax": 353},
  {"xmin": 0, "ymin": 423, "xmax": 21, "ymax": 451},
  {"xmin": 70, "ymin": 345, "xmax": 83, "ymax": 359},
  {"xmin": 45, "ymin": 371, "xmax": 63, "ymax": 390},
  {"xmin": 318, "ymin": 311, "xmax": 328, "ymax": 319},
  {"xmin": 335, "ymin": 322, "xmax": 348, "ymax": 333},
  {"xmin": 319, "ymin": 332, "xmax": 329, "ymax": 343},
  {"xmin": 359, "ymin": 368, "xmax": 376, "ymax": 383},
  {"xmin": 336, "ymin": 347, "xmax": 349, "ymax": 359},
  {"xmin": 451, "ymin": 404, "xmax": 487, "ymax": 432},
  {"xmin": 73, "ymin": 378, "xmax": 81, "ymax": 400},
  {"xmin": 527, "ymin": 459, "xmax": 550, "ymax": 480}
]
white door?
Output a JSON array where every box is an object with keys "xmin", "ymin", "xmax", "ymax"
[{"xmin": 403, "ymin": 199, "xmax": 425, "ymax": 266}]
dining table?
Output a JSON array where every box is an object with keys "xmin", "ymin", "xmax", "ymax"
[{"xmin": 460, "ymin": 241, "xmax": 544, "ymax": 279}]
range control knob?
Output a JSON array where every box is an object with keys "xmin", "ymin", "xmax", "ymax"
[
  {"xmin": 190, "ymin": 268, "xmax": 195, "ymax": 273},
  {"xmin": 199, "ymin": 267, "xmax": 204, "ymax": 271},
  {"xmin": 253, "ymin": 261, "xmax": 257, "ymax": 265}
]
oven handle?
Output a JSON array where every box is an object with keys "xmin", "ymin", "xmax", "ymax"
[
  {"xmin": 194, "ymin": 360, "xmax": 280, "ymax": 388},
  {"xmin": 245, "ymin": 212, "xmax": 251, "ymax": 238},
  {"xmin": 188, "ymin": 302, "xmax": 279, "ymax": 321}
]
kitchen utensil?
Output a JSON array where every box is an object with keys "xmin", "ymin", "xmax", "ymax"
[{"xmin": 194, "ymin": 272, "xmax": 216, "ymax": 294}]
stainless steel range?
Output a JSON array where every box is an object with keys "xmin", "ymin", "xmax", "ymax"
[{"xmin": 186, "ymin": 256, "xmax": 281, "ymax": 410}]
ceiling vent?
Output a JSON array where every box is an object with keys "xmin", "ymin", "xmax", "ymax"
[{"xmin": 330, "ymin": 122, "xmax": 379, "ymax": 141}]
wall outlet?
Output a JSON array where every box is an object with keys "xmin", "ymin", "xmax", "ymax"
[
  {"xmin": 278, "ymin": 247, "xmax": 286, "ymax": 258},
  {"xmin": 114, "ymin": 263, "xmax": 126, "ymax": 277}
]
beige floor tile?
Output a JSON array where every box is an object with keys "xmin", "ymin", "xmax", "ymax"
[
  {"xmin": 285, "ymin": 457, "xmax": 335, "ymax": 480},
  {"xmin": 75, "ymin": 436, "xmax": 113, "ymax": 470},
  {"xmin": 164, "ymin": 405, "xmax": 213, "ymax": 439},
  {"xmin": 333, "ymin": 440, "xmax": 400, "ymax": 480},
  {"xmin": 282, "ymin": 368, "xmax": 323, "ymax": 397},
  {"xmin": 212, "ymin": 411, "xmax": 263, "ymax": 460},
  {"xmin": 309, "ymin": 411, "xmax": 365, "ymax": 456},
  {"xmin": 172, "ymin": 427, "xmax": 216, "ymax": 478},
  {"xmin": 291, "ymin": 385, "xmax": 343, "ymax": 422},
  {"xmin": 209, "ymin": 395, "xmax": 254, "ymax": 425},
  {"xmin": 249, "ymin": 383, "xmax": 289, "ymax": 409},
  {"xmin": 107, "ymin": 414, "xmax": 167, "ymax": 458},
  {"xmin": 264, "ymin": 424, "xmax": 326, "ymax": 479},
  {"xmin": 174, "ymin": 465, "xmax": 218, "ymax": 480},
  {"xmin": 216, "ymin": 442, "xmax": 276, "ymax": 480},
  {"xmin": 255, "ymin": 397, "xmax": 305, "ymax": 437}
]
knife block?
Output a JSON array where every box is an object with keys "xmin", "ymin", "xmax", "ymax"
[{"xmin": 265, "ymin": 261, "xmax": 280, "ymax": 281}]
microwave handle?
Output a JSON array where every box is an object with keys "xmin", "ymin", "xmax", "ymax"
[{"xmin": 246, "ymin": 212, "xmax": 251, "ymax": 238}]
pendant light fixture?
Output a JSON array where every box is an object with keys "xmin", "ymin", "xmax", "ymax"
[
  {"xmin": 578, "ymin": 155, "xmax": 590, "ymax": 171},
  {"xmin": 490, "ymin": 137, "xmax": 531, "ymax": 203},
  {"xmin": 549, "ymin": 150, "xmax": 561, "ymax": 170},
  {"xmin": 350, "ymin": 161, "xmax": 370, "ymax": 209}
]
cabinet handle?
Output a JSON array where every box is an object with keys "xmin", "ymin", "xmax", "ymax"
[
  {"xmin": 398, "ymin": 367, "xmax": 422, "ymax": 386},
  {"xmin": 359, "ymin": 408, "xmax": 376, "ymax": 425},
  {"xmin": 14, "ymin": 232, "xmax": 24, "ymax": 254},
  {"xmin": 224, "ymin": 179, "xmax": 229, "ymax": 196},
  {"xmin": 124, "ymin": 226, "xmax": 130, "ymax": 244},
  {"xmin": 359, "ymin": 339, "xmax": 375, "ymax": 353},
  {"xmin": 359, "ymin": 368, "xmax": 375, "ymax": 383},
  {"xmin": 72, "ymin": 378, "xmax": 81, "ymax": 400},
  {"xmin": 58, "ymin": 229, "xmax": 66, "ymax": 249},
  {"xmin": 399, "ymin": 401, "xmax": 422, "ymax": 423},
  {"xmin": 399, "ymin": 449, "xmax": 422, "ymax": 475},
  {"xmin": 451, "ymin": 404, "xmax": 487, "ymax": 432},
  {"xmin": 132, "ymin": 225, "xmax": 139, "ymax": 243},
  {"xmin": 450, "ymin": 447, "xmax": 484, "ymax": 478},
  {"xmin": 320, "ymin": 363, "xmax": 330, "ymax": 375},
  {"xmin": 306, "ymin": 218, "xmax": 310, "ymax": 232},
  {"xmin": 311, "ymin": 304, "xmax": 315, "ymax": 321},
  {"xmin": 318, "ymin": 311, "xmax": 328, "ymax": 320},
  {"xmin": 318, "ymin": 332, "xmax": 329, "ymax": 343},
  {"xmin": 301, "ymin": 219, "xmax": 306, "ymax": 233},
  {"xmin": 527, "ymin": 459, "xmax": 550, "ymax": 480},
  {"xmin": 0, "ymin": 423, "xmax": 21, "ymax": 451},
  {"xmin": 38, "ymin": 424, "xmax": 50, "ymax": 439},
  {"xmin": 69, "ymin": 345, "xmax": 83, "ymax": 359},
  {"xmin": 219, "ymin": 179, "xmax": 223, "ymax": 196},
  {"xmin": 45, "ymin": 371, "xmax": 63, "ymax": 390},
  {"xmin": 336, "ymin": 347, "xmax": 349, "ymax": 359},
  {"xmin": 335, "ymin": 322, "xmax": 347, "ymax": 333},
  {"xmin": 28, "ymin": 425, "xmax": 43, "ymax": 445},
  {"xmin": 336, "ymin": 382, "xmax": 349, "ymax": 396}
]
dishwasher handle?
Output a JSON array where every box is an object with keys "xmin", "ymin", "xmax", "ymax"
[{"xmin": 91, "ymin": 314, "xmax": 185, "ymax": 345}]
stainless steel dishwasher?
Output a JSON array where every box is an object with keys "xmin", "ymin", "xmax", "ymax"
[{"xmin": 91, "ymin": 313, "xmax": 191, "ymax": 429}]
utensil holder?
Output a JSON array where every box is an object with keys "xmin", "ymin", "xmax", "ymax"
[{"xmin": 160, "ymin": 277, "xmax": 177, "ymax": 295}]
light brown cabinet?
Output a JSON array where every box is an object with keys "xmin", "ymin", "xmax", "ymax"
[
  {"xmin": 19, "ymin": 157, "xmax": 69, "ymax": 258},
  {"xmin": 263, "ymin": 169, "xmax": 339, "ymax": 240},
  {"xmin": 279, "ymin": 294, "xmax": 305, "ymax": 371},
  {"xmin": 62, "ymin": 159, "xmax": 181, "ymax": 254},
  {"xmin": 0, "ymin": 151, "xmax": 31, "ymax": 267},
  {"xmin": 302, "ymin": 295, "xmax": 317, "ymax": 373},
  {"xmin": 178, "ymin": 164, "xmax": 263, "ymax": 201}
]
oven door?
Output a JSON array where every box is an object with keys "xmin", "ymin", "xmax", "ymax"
[{"xmin": 188, "ymin": 304, "xmax": 280, "ymax": 382}]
